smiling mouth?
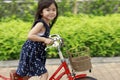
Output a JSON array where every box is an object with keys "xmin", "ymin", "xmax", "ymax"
[{"xmin": 49, "ymin": 16, "xmax": 55, "ymax": 18}]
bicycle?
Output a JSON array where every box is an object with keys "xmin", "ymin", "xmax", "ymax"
[
  {"xmin": 0, "ymin": 34, "xmax": 97, "ymax": 80},
  {"xmin": 48, "ymin": 34, "xmax": 96, "ymax": 80}
]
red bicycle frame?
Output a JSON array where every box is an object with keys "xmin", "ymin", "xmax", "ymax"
[{"xmin": 49, "ymin": 60, "xmax": 86, "ymax": 80}]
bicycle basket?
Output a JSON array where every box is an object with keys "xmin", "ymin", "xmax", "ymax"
[{"xmin": 67, "ymin": 46, "xmax": 92, "ymax": 72}]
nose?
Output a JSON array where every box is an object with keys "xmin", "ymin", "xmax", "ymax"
[{"xmin": 50, "ymin": 11, "xmax": 54, "ymax": 14}]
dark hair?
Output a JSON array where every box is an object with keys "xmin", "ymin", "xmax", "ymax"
[{"xmin": 34, "ymin": 0, "xmax": 58, "ymax": 28}]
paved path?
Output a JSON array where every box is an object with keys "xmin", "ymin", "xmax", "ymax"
[{"xmin": 0, "ymin": 57, "xmax": 120, "ymax": 80}]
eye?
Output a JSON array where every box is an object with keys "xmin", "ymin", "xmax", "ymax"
[
  {"xmin": 52, "ymin": 9, "xmax": 56, "ymax": 11},
  {"xmin": 46, "ymin": 9, "xmax": 50, "ymax": 11}
]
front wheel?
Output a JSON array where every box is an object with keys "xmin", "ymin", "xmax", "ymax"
[{"xmin": 75, "ymin": 76, "xmax": 97, "ymax": 80}]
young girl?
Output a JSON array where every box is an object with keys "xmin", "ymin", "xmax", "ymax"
[{"xmin": 16, "ymin": 0, "xmax": 58, "ymax": 80}]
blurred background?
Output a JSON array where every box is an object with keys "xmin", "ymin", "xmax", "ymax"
[{"xmin": 0, "ymin": 0, "xmax": 120, "ymax": 60}]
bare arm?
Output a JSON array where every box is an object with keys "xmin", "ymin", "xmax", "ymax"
[{"xmin": 28, "ymin": 22, "xmax": 53, "ymax": 45}]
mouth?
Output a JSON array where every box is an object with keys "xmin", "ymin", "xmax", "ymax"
[{"xmin": 48, "ymin": 16, "xmax": 55, "ymax": 19}]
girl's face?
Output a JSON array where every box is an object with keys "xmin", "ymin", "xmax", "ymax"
[{"xmin": 41, "ymin": 3, "xmax": 57, "ymax": 22}]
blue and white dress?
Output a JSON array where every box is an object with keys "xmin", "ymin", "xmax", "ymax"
[{"xmin": 16, "ymin": 19, "xmax": 50, "ymax": 77}]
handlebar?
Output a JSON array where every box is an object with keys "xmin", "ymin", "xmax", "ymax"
[
  {"xmin": 45, "ymin": 34, "xmax": 64, "ymax": 60},
  {"xmin": 46, "ymin": 34, "xmax": 63, "ymax": 49}
]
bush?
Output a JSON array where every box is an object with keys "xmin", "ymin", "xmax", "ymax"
[
  {"xmin": 51, "ymin": 14, "xmax": 120, "ymax": 57},
  {"xmin": 0, "ymin": 19, "xmax": 31, "ymax": 60},
  {"xmin": 0, "ymin": 14, "xmax": 120, "ymax": 60}
]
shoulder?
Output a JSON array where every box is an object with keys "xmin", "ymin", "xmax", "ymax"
[
  {"xmin": 35, "ymin": 22, "xmax": 44, "ymax": 27},
  {"xmin": 33, "ymin": 19, "xmax": 45, "ymax": 28},
  {"xmin": 32, "ymin": 19, "xmax": 44, "ymax": 27},
  {"xmin": 32, "ymin": 22, "xmax": 44, "ymax": 31}
]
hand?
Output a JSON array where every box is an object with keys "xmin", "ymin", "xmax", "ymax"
[{"xmin": 44, "ymin": 38, "xmax": 54, "ymax": 45}]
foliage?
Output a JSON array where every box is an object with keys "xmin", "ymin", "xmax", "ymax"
[
  {"xmin": 0, "ymin": 0, "xmax": 120, "ymax": 21},
  {"xmin": 51, "ymin": 14, "xmax": 120, "ymax": 57},
  {"xmin": 78, "ymin": 0, "xmax": 120, "ymax": 16},
  {"xmin": 0, "ymin": 0, "xmax": 37, "ymax": 21},
  {"xmin": 0, "ymin": 14, "xmax": 120, "ymax": 60},
  {"xmin": 0, "ymin": 19, "xmax": 31, "ymax": 60}
]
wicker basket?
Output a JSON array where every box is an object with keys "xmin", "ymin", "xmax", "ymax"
[
  {"xmin": 69, "ymin": 55, "xmax": 92, "ymax": 71},
  {"xmin": 67, "ymin": 46, "xmax": 92, "ymax": 72}
]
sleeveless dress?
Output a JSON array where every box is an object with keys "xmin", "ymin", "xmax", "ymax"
[{"xmin": 16, "ymin": 19, "xmax": 50, "ymax": 77}]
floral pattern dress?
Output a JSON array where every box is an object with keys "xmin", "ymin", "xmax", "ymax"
[{"xmin": 16, "ymin": 19, "xmax": 50, "ymax": 77}]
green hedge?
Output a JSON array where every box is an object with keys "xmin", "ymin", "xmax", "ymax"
[
  {"xmin": 0, "ymin": 19, "xmax": 31, "ymax": 60},
  {"xmin": 0, "ymin": 14, "xmax": 120, "ymax": 60},
  {"xmin": 50, "ymin": 14, "xmax": 120, "ymax": 57}
]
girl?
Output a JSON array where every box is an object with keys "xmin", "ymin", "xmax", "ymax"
[{"xmin": 16, "ymin": 0, "xmax": 58, "ymax": 80}]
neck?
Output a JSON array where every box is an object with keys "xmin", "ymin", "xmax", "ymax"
[{"xmin": 41, "ymin": 18, "xmax": 50, "ymax": 26}]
